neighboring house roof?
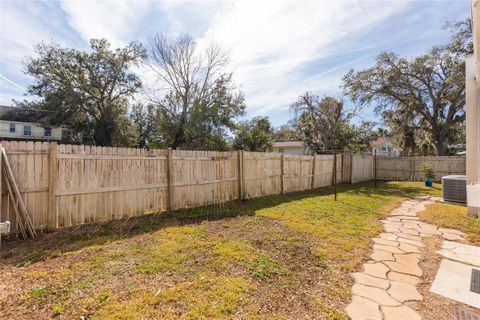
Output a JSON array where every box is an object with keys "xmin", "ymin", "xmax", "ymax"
[
  {"xmin": 272, "ymin": 141, "xmax": 304, "ymax": 148},
  {"xmin": 371, "ymin": 136, "xmax": 397, "ymax": 147},
  {"xmin": 0, "ymin": 105, "xmax": 55, "ymax": 123}
]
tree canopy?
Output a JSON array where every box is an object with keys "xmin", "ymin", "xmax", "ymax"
[
  {"xmin": 343, "ymin": 19, "xmax": 472, "ymax": 155},
  {"xmin": 145, "ymin": 34, "xmax": 245, "ymax": 150},
  {"xmin": 291, "ymin": 94, "xmax": 355, "ymax": 153},
  {"xmin": 232, "ymin": 116, "xmax": 273, "ymax": 152},
  {"xmin": 21, "ymin": 39, "xmax": 146, "ymax": 146}
]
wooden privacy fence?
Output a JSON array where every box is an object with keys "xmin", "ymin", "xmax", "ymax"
[
  {"xmin": 376, "ymin": 156, "xmax": 466, "ymax": 182},
  {"xmin": 0, "ymin": 141, "xmax": 466, "ymax": 234}
]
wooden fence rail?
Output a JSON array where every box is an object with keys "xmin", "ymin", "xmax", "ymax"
[{"xmin": 0, "ymin": 141, "xmax": 466, "ymax": 234}]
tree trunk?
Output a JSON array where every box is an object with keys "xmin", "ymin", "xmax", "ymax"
[{"xmin": 434, "ymin": 139, "xmax": 446, "ymax": 156}]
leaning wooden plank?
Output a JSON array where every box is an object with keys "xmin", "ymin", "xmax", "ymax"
[
  {"xmin": 1, "ymin": 148, "xmax": 36, "ymax": 238},
  {"xmin": 2, "ymin": 167, "xmax": 27, "ymax": 239}
]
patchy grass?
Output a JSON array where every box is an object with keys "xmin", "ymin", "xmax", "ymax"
[
  {"xmin": 0, "ymin": 181, "xmax": 440, "ymax": 319},
  {"xmin": 419, "ymin": 201, "xmax": 480, "ymax": 245}
]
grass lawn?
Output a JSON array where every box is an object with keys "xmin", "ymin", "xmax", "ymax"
[
  {"xmin": 419, "ymin": 201, "xmax": 480, "ymax": 245},
  {"xmin": 0, "ymin": 181, "xmax": 440, "ymax": 320}
]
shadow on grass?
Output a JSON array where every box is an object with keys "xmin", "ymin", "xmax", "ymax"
[{"xmin": 0, "ymin": 180, "xmax": 440, "ymax": 266}]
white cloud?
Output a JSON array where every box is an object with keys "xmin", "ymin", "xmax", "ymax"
[
  {"xmin": 201, "ymin": 0, "xmax": 410, "ymax": 118},
  {"xmin": 60, "ymin": 0, "xmax": 151, "ymax": 46}
]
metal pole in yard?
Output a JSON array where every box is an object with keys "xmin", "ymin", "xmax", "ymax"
[
  {"xmin": 334, "ymin": 150, "xmax": 337, "ymax": 201},
  {"xmin": 374, "ymin": 149, "xmax": 377, "ymax": 188}
]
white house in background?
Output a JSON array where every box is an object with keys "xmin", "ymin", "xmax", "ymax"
[
  {"xmin": 0, "ymin": 106, "xmax": 71, "ymax": 142},
  {"xmin": 272, "ymin": 141, "xmax": 309, "ymax": 155},
  {"xmin": 371, "ymin": 136, "xmax": 402, "ymax": 157}
]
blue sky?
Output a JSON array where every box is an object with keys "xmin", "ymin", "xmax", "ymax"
[{"xmin": 0, "ymin": 0, "xmax": 471, "ymax": 127}]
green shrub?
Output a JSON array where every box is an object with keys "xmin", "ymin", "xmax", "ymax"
[{"xmin": 421, "ymin": 164, "xmax": 435, "ymax": 180}]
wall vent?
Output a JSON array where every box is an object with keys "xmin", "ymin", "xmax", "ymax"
[{"xmin": 442, "ymin": 175, "xmax": 467, "ymax": 203}]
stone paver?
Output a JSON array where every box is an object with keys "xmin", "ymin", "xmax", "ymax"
[
  {"xmin": 387, "ymin": 281, "xmax": 423, "ymax": 302},
  {"xmin": 346, "ymin": 295, "xmax": 382, "ymax": 320},
  {"xmin": 345, "ymin": 196, "xmax": 467, "ymax": 319},
  {"xmin": 381, "ymin": 305, "xmax": 421, "ymax": 320}
]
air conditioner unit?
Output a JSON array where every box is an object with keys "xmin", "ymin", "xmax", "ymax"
[{"xmin": 442, "ymin": 175, "xmax": 467, "ymax": 203}]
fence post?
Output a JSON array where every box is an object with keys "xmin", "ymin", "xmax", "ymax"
[
  {"xmin": 411, "ymin": 156, "xmax": 415, "ymax": 181},
  {"xmin": 374, "ymin": 150, "xmax": 377, "ymax": 188},
  {"xmin": 350, "ymin": 153, "xmax": 354, "ymax": 184},
  {"xmin": 311, "ymin": 155, "xmax": 316, "ymax": 189},
  {"xmin": 280, "ymin": 153, "xmax": 285, "ymax": 195},
  {"xmin": 333, "ymin": 151, "xmax": 337, "ymax": 201},
  {"xmin": 341, "ymin": 153, "xmax": 344, "ymax": 183},
  {"xmin": 48, "ymin": 142, "xmax": 57, "ymax": 230},
  {"xmin": 237, "ymin": 150, "xmax": 244, "ymax": 200},
  {"xmin": 166, "ymin": 148, "xmax": 174, "ymax": 211}
]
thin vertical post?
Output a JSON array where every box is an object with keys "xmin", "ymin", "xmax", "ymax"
[
  {"xmin": 374, "ymin": 150, "xmax": 377, "ymax": 188},
  {"xmin": 341, "ymin": 153, "xmax": 344, "ymax": 183},
  {"xmin": 166, "ymin": 148, "xmax": 174, "ymax": 211},
  {"xmin": 237, "ymin": 150, "xmax": 244, "ymax": 200},
  {"xmin": 333, "ymin": 151, "xmax": 337, "ymax": 201},
  {"xmin": 280, "ymin": 153, "xmax": 285, "ymax": 195},
  {"xmin": 311, "ymin": 154, "xmax": 316, "ymax": 189},
  {"xmin": 349, "ymin": 153, "xmax": 354, "ymax": 184},
  {"xmin": 411, "ymin": 156, "xmax": 415, "ymax": 181},
  {"xmin": 48, "ymin": 142, "xmax": 57, "ymax": 230}
]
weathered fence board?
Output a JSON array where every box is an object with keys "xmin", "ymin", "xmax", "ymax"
[
  {"xmin": 376, "ymin": 156, "xmax": 465, "ymax": 182},
  {"xmin": 351, "ymin": 155, "xmax": 374, "ymax": 183},
  {"xmin": 0, "ymin": 141, "xmax": 466, "ymax": 234}
]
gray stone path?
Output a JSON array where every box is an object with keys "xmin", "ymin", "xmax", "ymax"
[{"xmin": 345, "ymin": 196, "xmax": 466, "ymax": 320}]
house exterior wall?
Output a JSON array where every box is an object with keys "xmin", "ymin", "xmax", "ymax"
[
  {"xmin": 272, "ymin": 146, "xmax": 306, "ymax": 155},
  {"xmin": 372, "ymin": 143, "xmax": 401, "ymax": 157},
  {"xmin": 466, "ymin": 0, "xmax": 480, "ymax": 216},
  {"xmin": 0, "ymin": 120, "xmax": 63, "ymax": 141}
]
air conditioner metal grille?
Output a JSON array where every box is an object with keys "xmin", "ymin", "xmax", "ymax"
[{"xmin": 442, "ymin": 175, "xmax": 467, "ymax": 203}]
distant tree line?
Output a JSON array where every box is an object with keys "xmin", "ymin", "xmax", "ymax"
[{"xmin": 17, "ymin": 19, "xmax": 471, "ymax": 155}]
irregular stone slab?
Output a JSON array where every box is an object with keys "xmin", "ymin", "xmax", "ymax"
[
  {"xmin": 439, "ymin": 228, "xmax": 466, "ymax": 236},
  {"xmin": 398, "ymin": 243, "xmax": 421, "ymax": 254},
  {"xmin": 436, "ymin": 241, "xmax": 480, "ymax": 267},
  {"xmin": 364, "ymin": 262, "xmax": 390, "ymax": 279},
  {"xmin": 387, "ymin": 281, "xmax": 423, "ymax": 302},
  {"xmin": 384, "ymin": 226, "xmax": 401, "ymax": 233},
  {"xmin": 442, "ymin": 232, "xmax": 465, "ymax": 241},
  {"xmin": 346, "ymin": 295, "xmax": 382, "ymax": 320},
  {"xmin": 352, "ymin": 272, "xmax": 390, "ymax": 289},
  {"xmin": 385, "ymin": 261, "xmax": 422, "ymax": 277},
  {"xmin": 402, "ymin": 222, "xmax": 421, "ymax": 230},
  {"xmin": 394, "ymin": 253, "xmax": 421, "ymax": 267},
  {"xmin": 394, "ymin": 233, "xmax": 422, "ymax": 242},
  {"xmin": 352, "ymin": 283, "xmax": 401, "ymax": 306},
  {"xmin": 372, "ymin": 238, "xmax": 399, "ymax": 247},
  {"xmin": 379, "ymin": 233, "xmax": 398, "ymax": 241},
  {"xmin": 398, "ymin": 228, "xmax": 420, "ymax": 236},
  {"xmin": 371, "ymin": 250, "xmax": 394, "ymax": 262},
  {"xmin": 397, "ymin": 237, "xmax": 424, "ymax": 248},
  {"xmin": 417, "ymin": 226, "xmax": 442, "ymax": 236},
  {"xmin": 387, "ymin": 271, "xmax": 421, "ymax": 286},
  {"xmin": 382, "ymin": 221, "xmax": 404, "ymax": 227},
  {"xmin": 381, "ymin": 305, "xmax": 421, "ymax": 320},
  {"xmin": 373, "ymin": 244, "xmax": 405, "ymax": 254},
  {"xmin": 431, "ymin": 259, "xmax": 480, "ymax": 309}
]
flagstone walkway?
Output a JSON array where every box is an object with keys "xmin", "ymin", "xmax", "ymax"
[{"xmin": 345, "ymin": 196, "xmax": 466, "ymax": 320}]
